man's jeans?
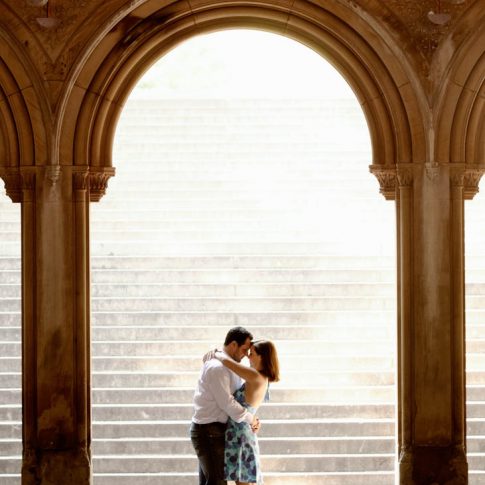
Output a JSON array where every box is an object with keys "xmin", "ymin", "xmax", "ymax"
[{"xmin": 190, "ymin": 422, "xmax": 227, "ymax": 485}]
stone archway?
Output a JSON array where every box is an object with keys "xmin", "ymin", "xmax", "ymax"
[{"xmin": 0, "ymin": 0, "xmax": 484, "ymax": 483}]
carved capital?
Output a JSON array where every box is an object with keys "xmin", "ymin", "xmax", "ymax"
[
  {"xmin": 0, "ymin": 168, "xmax": 21, "ymax": 202},
  {"xmin": 450, "ymin": 165, "xmax": 465, "ymax": 188},
  {"xmin": 425, "ymin": 162, "xmax": 440, "ymax": 181},
  {"xmin": 463, "ymin": 166, "xmax": 485, "ymax": 200},
  {"xmin": 0, "ymin": 167, "xmax": 37, "ymax": 202},
  {"xmin": 73, "ymin": 170, "xmax": 89, "ymax": 192},
  {"xmin": 369, "ymin": 165, "xmax": 396, "ymax": 200},
  {"xmin": 397, "ymin": 167, "xmax": 413, "ymax": 187},
  {"xmin": 45, "ymin": 166, "xmax": 61, "ymax": 187},
  {"xmin": 89, "ymin": 167, "xmax": 115, "ymax": 202}
]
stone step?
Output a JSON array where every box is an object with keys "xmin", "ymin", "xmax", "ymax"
[
  {"xmin": 0, "ymin": 436, "xmax": 397, "ymax": 456},
  {"xmin": 4, "ymin": 418, "xmax": 485, "ymax": 440},
  {"xmin": 101, "ymin": 166, "xmax": 377, "ymax": 179},
  {"xmin": 0, "ymin": 419, "xmax": 396, "ymax": 440},
  {"xmin": 0, "ymin": 474, "xmax": 398, "ymax": 485},
  {"xmin": 89, "ymin": 269, "xmax": 395, "ymax": 284},
  {"xmin": 0, "ymin": 386, "xmax": 396, "ymax": 405},
  {"xmin": 107, "ymin": 152, "xmax": 374, "ymax": 165},
  {"xmin": 88, "ymin": 296, "xmax": 397, "ymax": 312},
  {"xmin": 0, "ymin": 295, "xmax": 397, "ymax": 313},
  {"xmin": 89, "ymin": 283, "xmax": 396, "ymax": 298},
  {"xmin": 0, "ymin": 323, "xmax": 397, "ymax": 341},
  {"xmin": 0, "ymin": 353, "xmax": 397, "ymax": 373},
  {"xmin": 94, "ymin": 192, "xmax": 384, "ymax": 205},
  {"xmin": 0, "ymin": 314, "xmax": 20, "ymax": 326},
  {"xmin": 93, "ymin": 324, "xmax": 395, "ymax": 341},
  {"xmin": 0, "ymin": 216, "xmax": 395, "ymax": 233},
  {"xmin": 89, "ymin": 241, "xmax": 393, "ymax": 257},
  {"xmin": 0, "ymin": 255, "xmax": 397, "ymax": 270},
  {"xmin": 90, "ymin": 228, "xmax": 387, "ymax": 242},
  {"xmin": 0, "ymin": 403, "xmax": 396, "ymax": 422},
  {"xmin": 0, "ymin": 335, "xmax": 398, "ymax": 357},
  {"xmin": 87, "ymin": 354, "xmax": 396, "ymax": 372},
  {"xmin": 0, "ymin": 310, "xmax": 398, "ymax": 327},
  {"xmin": 92, "ymin": 455, "xmax": 394, "ymax": 474},
  {"xmin": 0, "ymin": 371, "xmax": 395, "ymax": 388},
  {"xmin": 94, "ymin": 475, "xmax": 396, "ymax": 485},
  {"xmin": 96, "ymin": 193, "xmax": 380, "ymax": 206},
  {"xmin": 87, "ymin": 339, "xmax": 396, "ymax": 356}
]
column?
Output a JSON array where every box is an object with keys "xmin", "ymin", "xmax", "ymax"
[
  {"xmin": 0, "ymin": 164, "xmax": 113, "ymax": 485},
  {"xmin": 371, "ymin": 162, "xmax": 481, "ymax": 484}
]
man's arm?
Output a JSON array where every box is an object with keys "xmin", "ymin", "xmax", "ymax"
[{"xmin": 206, "ymin": 365, "xmax": 254, "ymax": 424}]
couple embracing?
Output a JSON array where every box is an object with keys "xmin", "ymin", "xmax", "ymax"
[{"xmin": 190, "ymin": 326, "xmax": 280, "ymax": 485}]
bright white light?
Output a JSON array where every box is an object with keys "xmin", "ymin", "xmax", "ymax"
[{"xmin": 131, "ymin": 29, "xmax": 356, "ymax": 99}]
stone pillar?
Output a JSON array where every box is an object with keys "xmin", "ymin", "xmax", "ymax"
[
  {"xmin": 0, "ymin": 165, "xmax": 113, "ymax": 485},
  {"xmin": 372, "ymin": 162, "xmax": 485, "ymax": 484}
]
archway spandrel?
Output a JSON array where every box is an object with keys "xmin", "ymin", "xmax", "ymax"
[
  {"xmin": 434, "ymin": 8, "xmax": 485, "ymax": 169},
  {"xmin": 63, "ymin": 3, "xmax": 427, "ymax": 184}
]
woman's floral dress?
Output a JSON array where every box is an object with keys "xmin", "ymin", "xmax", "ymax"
[{"xmin": 224, "ymin": 384, "xmax": 268, "ymax": 484}]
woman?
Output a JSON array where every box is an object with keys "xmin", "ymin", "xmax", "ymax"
[{"xmin": 205, "ymin": 340, "xmax": 280, "ymax": 485}]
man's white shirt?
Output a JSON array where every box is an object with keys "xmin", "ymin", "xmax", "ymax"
[{"xmin": 192, "ymin": 355, "xmax": 253, "ymax": 425}]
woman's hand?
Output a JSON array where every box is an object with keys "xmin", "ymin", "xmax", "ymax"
[{"xmin": 202, "ymin": 349, "xmax": 218, "ymax": 363}]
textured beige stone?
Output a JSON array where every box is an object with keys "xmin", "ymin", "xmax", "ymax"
[{"xmin": 0, "ymin": 1, "xmax": 484, "ymax": 483}]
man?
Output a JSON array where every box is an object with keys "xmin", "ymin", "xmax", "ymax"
[{"xmin": 190, "ymin": 326, "xmax": 260, "ymax": 485}]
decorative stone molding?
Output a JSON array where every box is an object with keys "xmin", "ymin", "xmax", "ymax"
[
  {"xmin": 89, "ymin": 167, "xmax": 115, "ymax": 202},
  {"xmin": 73, "ymin": 170, "xmax": 89, "ymax": 191},
  {"xmin": 1, "ymin": 166, "xmax": 118, "ymax": 202},
  {"xmin": 396, "ymin": 166, "xmax": 414, "ymax": 187},
  {"xmin": 0, "ymin": 169, "xmax": 22, "ymax": 202},
  {"xmin": 369, "ymin": 165, "xmax": 396, "ymax": 200},
  {"xmin": 45, "ymin": 165, "xmax": 61, "ymax": 187},
  {"xmin": 450, "ymin": 167, "xmax": 465, "ymax": 188},
  {"xmin": 425, "ymin": 162, "xmax": 440, "ymax": 181},
  {"xmin": 21, "ymin": 170, "xmax": 36, "ymax": 191},
  {"xmin": 0, "ymin": 168, "xmax": 37, "ymax": 202},
  {"xmin": 463, "ymin": 166, "xmax": 485, "ymax": 200}
]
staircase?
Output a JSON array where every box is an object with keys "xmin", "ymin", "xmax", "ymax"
[
  {"xmin": 89, "ymin": 97, "xmax": 397, "ymax": 484},
  {"xmin": 0, "ymin": 97, "xmax": 482, "ymax": 483}
]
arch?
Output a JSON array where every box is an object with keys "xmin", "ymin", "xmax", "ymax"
[
  {"xmin": 435, "ymin": 1, "xmax": 485, "ymax": 168},
  {"xmin": 0, "ymin": 24, "xmax": 51, "ymax": 174},
  {"xmin": 57, "ymin": 0, "xmax": 427, "ymax": 180}
]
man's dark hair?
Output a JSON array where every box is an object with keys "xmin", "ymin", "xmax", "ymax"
[{"xmin": 224, "ymin": 326, "xmax": 253, "ymax": 346}]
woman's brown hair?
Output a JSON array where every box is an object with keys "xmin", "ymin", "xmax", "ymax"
[{"xmin": 252, "ymin": 340, "xmax": 280, "ymax": 382}]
